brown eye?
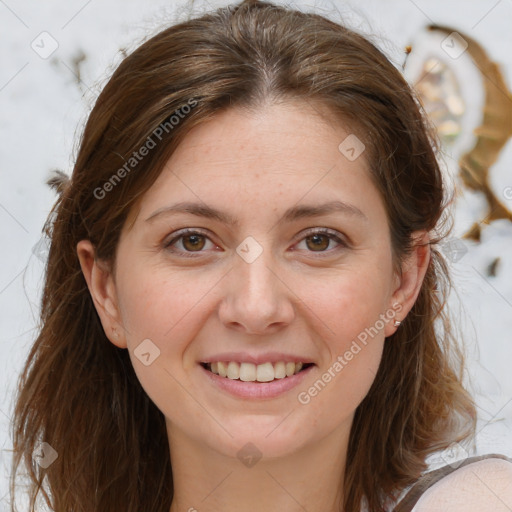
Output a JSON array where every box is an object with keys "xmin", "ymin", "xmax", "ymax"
[
  {"xmin": 182, "ymin": 233, "xmax": 206, "ymax": 251},
  {"xmin": 164, "ymin": 229, "xmax": 215, "ymax": 257},
  {"xmin": 305, "ymin": 234, "xmax": 330, "ymax": 251},
  {"xmin": 295, "ymin": 228, "xmax": 348, "ymax": 255}
]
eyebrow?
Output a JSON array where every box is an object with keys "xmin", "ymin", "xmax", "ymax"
[{"xmin": 145, "ymin": 200, "xmax": 368, "ymax": 225}]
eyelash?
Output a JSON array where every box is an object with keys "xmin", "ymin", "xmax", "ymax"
[{"xmin": 163, "ymin": 228, "xmax": 348, "ymax": 258}]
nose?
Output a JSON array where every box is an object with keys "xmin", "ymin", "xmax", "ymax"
[{"xmin": 217, "ymin": 246, "xmax": 295, "ymax": 335}]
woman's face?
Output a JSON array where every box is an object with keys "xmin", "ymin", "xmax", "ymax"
[{"xmin": 81, "ymin": 100, "xmax": 421, "ymax": 461}]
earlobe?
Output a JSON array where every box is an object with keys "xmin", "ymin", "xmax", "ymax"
[
  {"xmin": 385, "ymin": 231, "xmax": 431, "ymax": 337},
  {"xmin": 76, "ymin": 240, "xmax": 127, "ymax": 348}
]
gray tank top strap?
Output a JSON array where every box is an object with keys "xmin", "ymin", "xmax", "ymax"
[{"xmin": 392, "ymin": 453, "xmax": 512, "ymax": 512}]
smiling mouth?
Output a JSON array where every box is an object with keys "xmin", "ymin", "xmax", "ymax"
[{"xmin": 200, "ymin": 361, "xmax": 314, "ymax": 383}]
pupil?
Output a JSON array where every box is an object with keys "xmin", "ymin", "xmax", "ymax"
[
  {"xmin": 307, "ymin": 234, "xmax": 328, "ymax": 251},
  {"xmin": 184, "ymin": 234, "xmax": 204, "ymax": 251}
]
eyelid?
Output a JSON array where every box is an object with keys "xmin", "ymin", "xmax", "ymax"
[
  {"xmin": 163, "ymin": 226, "xmax": 349, "ymax": 257},
  {"xmin": 294, "ymin": 227, "xmax": 350, "ymax": 253},
  {"xmin": 163, "ymin": 228, "xmax": 216, "ymax": 253},
  {"xmin": 297, "ymin": 227, "xmax": 348, "ymax": 244}
]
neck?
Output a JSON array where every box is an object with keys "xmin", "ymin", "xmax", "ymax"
[{"xmin": 167, "ymin": 421, "xmax": 349, "ymax": 512}]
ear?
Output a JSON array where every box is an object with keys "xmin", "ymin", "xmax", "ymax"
[
  {"xmin": 76, "ymin": 240, "xmax": 127, "ymax": 348},
  {"xmin": 384, "ymin": 230, "xmax": 431, "ymax": 337}
]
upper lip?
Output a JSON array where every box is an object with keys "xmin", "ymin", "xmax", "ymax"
[{"xmin": 199, "ymin": 352, "xmax": 315, "ymax": 365}]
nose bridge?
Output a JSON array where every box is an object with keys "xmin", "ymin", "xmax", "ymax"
[
  {"xmin": 235, "ymin": 237, "xmax": 279, "ymax": 304},
  {"xmin": 219, "ymin": 235, "xmax": 294, "ymax": 332}
]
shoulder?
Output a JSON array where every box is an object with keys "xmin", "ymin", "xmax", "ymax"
[{"xmin": 412, "ymin": 456, "xmax": 512, "ymax": 512}]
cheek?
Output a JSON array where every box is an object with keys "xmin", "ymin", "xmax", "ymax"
[
  {"xmin": 306, "ymin": 264, "xmax": 391, "ymax": 345},
  {"xmin": 296, "ymin": 267, "xmax": 390, "ymax": 405},
  {"xmin": 115, "ymin": 266, "xmax": 219, "ymax": 355},
  {"xmin": 296, "ymin": 320, "xmax": 385, "ymax": 433},
  {"xmin": 113, "ymin": 267, "xmax": 217, "ymax": 417}
]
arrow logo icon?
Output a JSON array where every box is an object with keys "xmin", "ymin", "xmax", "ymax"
[
  {"xmin": 237, "ymin": 442, "xmax": 262, "ymax": 468},
  {"xmin": 134, "ymin": 339, "xmax": 161, "ymax": 366},
  {"xmin": 236, "ymin": 236, "xmax": 263, "ymax": 263},
  {"xmin": 33, "ymin": 442, "xmax": 58, "ymax": 468},
  {"xmin": 30, "ymin": 31, "xmax": 59, "ymax": 59},
  {"xmin": 441, "ymin": 32, "xmax": 468, "ymax": 59},
  {"xmin": 338, "ymin": 134, "xmax": 365, "ymax": 161}
]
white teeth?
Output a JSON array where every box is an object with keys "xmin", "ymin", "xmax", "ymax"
[
  {"xmin": 239, "ymin": 362, "xmax": 256, "ymax": 381},
  {"xmin": 285, "ymin": 362, "xmax": 295, "ymax": 377},
  {"xmin": 217, "ymin": 361, "xmax": 227, "ymax": 377},
  {"xmin": 256, "ymin": 362, "xmax": 274, "ymax": 382},
  {"xmin": 206, "ymin": 361, "xmax": 308, "ymax": 382},
  {"xmin": 274, "ymin": 361, "xmax": 286, "ymax": 379},
  {"xmin": 227, "ymin": 361, "xmax": 239, "ymax": 380}
]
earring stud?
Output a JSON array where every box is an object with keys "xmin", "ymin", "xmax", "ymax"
[{"xmin": 394, "ymin": 320, "xmax": 401, "ymax": 327}]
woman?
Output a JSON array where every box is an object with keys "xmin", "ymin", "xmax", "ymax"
[{"xmin": 10, "ymin": 1, "xmax": 512, "ymax": 511}]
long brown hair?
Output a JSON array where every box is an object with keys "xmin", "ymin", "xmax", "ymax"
[{"xmin": 10, "ymin": 1, "xmax": 476, "ymax": 511}]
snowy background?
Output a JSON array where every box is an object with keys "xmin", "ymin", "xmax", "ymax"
[{"xmin": 1, "ymin": 0, "xmax": 511, "ymax": 509}]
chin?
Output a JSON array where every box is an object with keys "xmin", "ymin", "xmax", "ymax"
[{"xmin": 207, "ymin": 415, "xmax": 314, "ymax": 461}]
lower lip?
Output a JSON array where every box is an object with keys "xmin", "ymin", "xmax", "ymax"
[{"xmin": 199, "ymin": 364, "xmax": 315, "ymax": 399}]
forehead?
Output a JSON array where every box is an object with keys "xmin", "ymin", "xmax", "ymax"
[
  {"xmin": 151, "ymin": 100, "xmax": 367, "ymax": 183},
  {"xmin": 127, "ymin": 99, "xmax": 385, "ymax": 229},
  {"xmin": 170, "ymin": 99, "xmax": 366, "ymax": 167}
]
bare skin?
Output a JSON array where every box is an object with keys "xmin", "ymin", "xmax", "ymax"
[
  {"xmin": 414, "ymin": 459, "xmax": 512, "ymax": 512},
  {"xmin": 77, "ymin": 100, "xmax": 430, "ymax": 512}
]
